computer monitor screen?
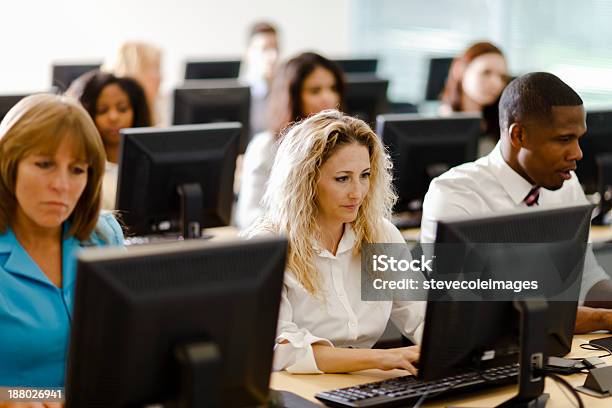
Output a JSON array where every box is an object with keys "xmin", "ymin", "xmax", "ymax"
[
  {"xmin": 344, "ymin": 75, "xmax": 389, "ymax": 126},
  {"xmin": 576, "ymin": 109, "xmax": 612, "ymax": 194},
  {"xmin": 65, "ymin": 237, "xmax": 288, "ymax": 408},
  {"xmin": 173, "ymin": 80, "xmax": 250, "ymax": 153},
  {"xmin": 0, "ymin": 94, "xmax": 28, "ymax": 122},
  {"xmin": 424, "ymin": 57, "xmax": 454, "ymax": 101},
  {"xmin": 332, "ymin": 58, "xmax": 378, "ymax": 74},
  {"xmin": 116, "ymin": 123, "xmax": 240, "ymax": 238},
  {"xmin": 51, "ymin": 63, "xmax": 101, "ymax": 92},
  {"xmin": 184, "ymin": 59, "xmax": 242, "ymax": 80},
  {"xmin": 376, "ymin": 113, "xmax": 481, "ymax": 213},
  {"xmin": 420, "ymin": 204, "xmax": 593, "ymax": 382}
]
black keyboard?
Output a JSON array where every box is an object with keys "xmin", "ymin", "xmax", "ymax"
[{"xmin": 315, "ymin": 363, "xmax": 519, "ymax": 407}]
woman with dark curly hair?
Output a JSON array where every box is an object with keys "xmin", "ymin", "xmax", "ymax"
[{"xmin": 69, "ymin": 71, "xmax": 152, "ymax": 209}]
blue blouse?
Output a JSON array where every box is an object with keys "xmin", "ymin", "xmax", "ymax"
[{"xmin": 0, "ymin": 212, "xmax": 124, "ymax": 387}]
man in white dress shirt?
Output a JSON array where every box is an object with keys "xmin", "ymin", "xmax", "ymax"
[{"xmin": 421, "ymin": 72, "xmax": 612, "ymax": 332}]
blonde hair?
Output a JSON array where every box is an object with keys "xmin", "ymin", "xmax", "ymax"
[
  {"xmin": 246, "ymin": 109, "xmax": 397, "ymax": 295},
  {"xmin": 103, "ymin": 41, "xmax": 161, "ymax": 78},
  {"xmin": 0, "ymin": 94, "xmax": 106, "ymax": 240}
]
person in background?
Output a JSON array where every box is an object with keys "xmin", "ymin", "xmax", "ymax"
[
  {"xmin": 70, "ymin": 71, "xmax": 151, "ymax": 209},
  {"xmin": 103, "ymin": 41, "xmax": 165, "ymax": 125},
  {"xmin": 236, "ymin": 52, "xmax": 345, "ymax": 230},
  {"xmin": 0, "ymin": 94, "xmax": 124, "ymax": 397},
  {"xmin": 245, "ymin": 110, "xmax": 424, "ymax": 374},
  {"xmin": 440, "ymin": 41, "xmax": 510, "ymax": 155},
  {"xmin": 240, "ymin": 21, "xmax": 280, "ymax": 136}
]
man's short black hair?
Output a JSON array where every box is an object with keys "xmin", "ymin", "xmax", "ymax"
[{"xmin": 499, "ymin": 72, "xmax": 583, "ymax": 132}]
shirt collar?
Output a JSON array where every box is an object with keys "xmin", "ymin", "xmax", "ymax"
[
  {"xmin": 314, "ymin": 223, "xmax": 357, "ymax": 259},
  {"xmin": 0, "ymin": 224, "xmax": 80, "ymax": 291},
  {"xmin": 488, "ymin": 142, "xmax": 538, "ymax": 205}
]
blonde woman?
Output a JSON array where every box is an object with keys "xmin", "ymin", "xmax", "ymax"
[
  {"xmin": 0, "ymin": 94, "xmax": 124, "ymax": 390},
  {"xmin": 246, "ymin": 110, "xmax": 424, "ymax": 374},
  {"xmin": 103, "ymin": 41, "xmax": 164, "ymax": 125}
]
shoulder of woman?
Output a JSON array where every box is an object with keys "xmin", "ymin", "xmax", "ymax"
[
  {"xmin": 380, "ymin": 218, "xmax": 405, "ymax": 244},
  {"xmin": 84, "ymin": 212, "xmax": 125, "ymax": 247}
]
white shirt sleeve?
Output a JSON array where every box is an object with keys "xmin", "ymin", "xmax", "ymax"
[
  {"xmin": 580, "ymin": 248, "xmax": 610, "ymax": 302},
  {"xmin": 273, "ymin": 283, "xmax": 333, "ymax": 374},
  {"xmin": 235, "ymin": 132, "xmax": 275, "ymax": 230},
  {"xmin": 420, "ymin": 177, "xmax": 474, "ymax": 244}
]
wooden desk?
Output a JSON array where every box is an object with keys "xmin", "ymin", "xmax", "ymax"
[
  {"xmin": 591, "ymin": 225, "xmax": 612, "ymax": 243},
  {"xmin": 207, "ymin": 225, "xmax": 240, "ymax": 241},
  {"xmin": 270, "ymin": 334, "xmax": 610, "ymax": 407},
  {"xmin": 402, "ymin": 225, "xmax": 612, "ymax": 244}
]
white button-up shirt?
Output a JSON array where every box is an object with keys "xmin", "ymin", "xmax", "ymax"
[
  {"xmin": 272, "ymin": 219, "xmax": 425, "ymax": 373},
  {"xmin": 421, "ymin": 142, "xmax": 609, "ymax": 299},
  {"xmin": 235, "ymin": 131, "xmax": 276, "ymax": 230}
]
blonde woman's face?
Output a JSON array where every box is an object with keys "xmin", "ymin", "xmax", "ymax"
[
  {"xmin": 301, "ymin": 66, "xmax": 340, "ymax": 117},
  {"xmin": 315, "ymin": 143, "xmax": 370, "ymax": 229},
  {"xmin": 14, "ymin": 138, "xmax": 88, "ymax": 232}
]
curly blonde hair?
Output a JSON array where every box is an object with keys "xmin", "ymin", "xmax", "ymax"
[{"xmin": 246, "ymin": 109, "xmax": 397, "ymax": 295}]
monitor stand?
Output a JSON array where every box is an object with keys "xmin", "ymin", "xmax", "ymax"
[
  {"xmin": 177, "ymin": 183, "xmax": 203, "ymax": 239},
  {"xmin": 496, "ymin": 300, "xmax": 549, "ymax": 408}
]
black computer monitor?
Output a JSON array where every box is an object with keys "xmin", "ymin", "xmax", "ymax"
[
  {"xmin": 332, "ymin": 58, "xmax": 378, "ymax": 74},
  {"xmin": 65, "ymin": 236, "xmax": 288, "ymax": 408},
  {"xmin": 184, "ymin": 59, "xmax": 242, "ymax": 80},
  {"xmin": 173, "ymin": 80, "xmax": 250, "ymax": 153},
  {"xmin": 51, "ymin": 63, "xmax": 101, "ymax": 92},
  {"xmin": 419, "ymin": 204, "xmax": 592, "ymax": 405},
  {"xmin": 0, "ymin": 94, "xmax": 28, "ymax": 122},
  {"xmin": 116, "ymin": 123, "xmax": 240, "ymax": 239},
  {"xmin": 344, "ymin": 75, "xmax": 389, "ymax": 126},
  {"xmin": 576, "ymin": 109, "xmax": 612, "ymax": 194},
  {"xmin": 424, "ymin": 56, "xmax": 454, "ymax": 101},
  {"xmin": 376, "ymin": 113, "xmax": 481, "ymax": 213}
]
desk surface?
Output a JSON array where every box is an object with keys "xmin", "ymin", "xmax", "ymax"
[
  {"xmin": 207, "ymin": 224, "xmax": 612, "ymax": 244},
  {"xmin": 270, "ymin": 334, "xmax": 610, "ymax": 407},
  {"xmin": 402, "ymin": 225, "xmax": 612, "ymax": 243}
]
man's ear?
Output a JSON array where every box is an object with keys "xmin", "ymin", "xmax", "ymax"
[{"xmin": 508, "ymin": 122, "xmax": 526, "ymax": 149}]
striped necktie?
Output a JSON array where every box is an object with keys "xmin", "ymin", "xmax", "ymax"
[{"xmin": 523, "ymin": 186, "xmax": 540, "ymax": 207}]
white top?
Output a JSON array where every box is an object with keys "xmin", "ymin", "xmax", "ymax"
[
  {"xmin": 421, "ymin": 142, "xmax": 608, "ymax": 300},
  {"xmin": 272, "ymin": 219, "xmax": 425, "ymax": 374},
  {"xmin": 102, "ymin": 161, "xmax": 118, "ymax": 210},
  {"xmin": 235, "ymin": 131, "xmax": 277, "ymax": 230}
]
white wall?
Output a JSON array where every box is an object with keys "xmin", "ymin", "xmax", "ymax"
[{"xmin": 1, "ymin": 0, "xmax": 352, "ymax": 94}]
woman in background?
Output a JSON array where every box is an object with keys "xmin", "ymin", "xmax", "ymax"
[
  {"xmin": 245, "ymin": 110, "xmax": 423, "ymax": 373},
  {"xmin": 236, "ymin": 52, "xmax": 345, "ymax": 230},
  {"xmin": 103, "ymin": 41, "xmax": 164, "ymax": 125},
  {"xmin": 440, "ymin": 41, "xmax": 509, "ymax": 154},
  {"xmin": 0, "ymin": 94, "xmax": 124, "ymax": 395},
  {"xmin": 73, "ymin": 71, "xmax": 151, "ymax": 209}
]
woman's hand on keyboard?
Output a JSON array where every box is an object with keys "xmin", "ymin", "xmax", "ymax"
[{"xmin": 376, "ymin": 345, "xmax": 420, "ymax": 375}]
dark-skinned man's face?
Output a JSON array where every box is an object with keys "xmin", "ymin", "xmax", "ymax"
[{"xmin": 515, "ymin": 105, "xmax": 586, "ymax": 190}]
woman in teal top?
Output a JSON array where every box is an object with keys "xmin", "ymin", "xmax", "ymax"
[{"xmin": 0, "ymin": 94, "xmax": 124, "ymax": 390}]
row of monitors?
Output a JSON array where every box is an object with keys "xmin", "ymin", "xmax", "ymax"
[
  {"xmin": 1, "ymin": 81, "xmax": 611, "ymax": 223},
  {"xmin": 0, "ymin": 76, "xmax": 395, "ymax": 154},
  {"xmin": 108, "ymin": 113, "xmax": 610, "ymax": 240},
  {"xmin": 113, "ymin": 118, "xmax": 479, "ymax": 238},
  {"xmin": 64, "ymin": 200, "xmax": 592, "ymax": 406},
  {"xmin": 48, "ymin": 58, "xmax": 379, "ymax": 92},
  {"xmin": 48, "ymin": 56, "xmax": 451, "ymax": 98}
]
